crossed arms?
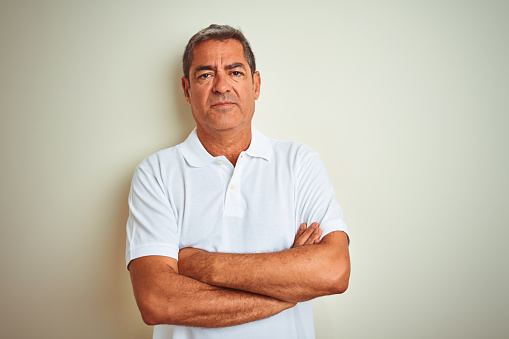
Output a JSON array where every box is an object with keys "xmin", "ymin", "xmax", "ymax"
[{"xmin": 128, "ymin": 223, "xmax": 350, "ymax": 328}]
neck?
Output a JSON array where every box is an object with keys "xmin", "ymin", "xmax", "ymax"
[{"xmin": 196, "ymin": 126, "xmax": 251, "ymax": 166}]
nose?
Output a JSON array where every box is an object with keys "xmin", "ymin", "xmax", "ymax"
[{"xmin": 212, "ymin": 71, "xmax": 230, "ymax": 94}]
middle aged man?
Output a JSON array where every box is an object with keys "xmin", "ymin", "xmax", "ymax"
[{"xmin": 126, "ymin": 24, "xmax": 350, "ymax": 339}]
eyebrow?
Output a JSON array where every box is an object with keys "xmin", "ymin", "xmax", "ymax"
[
  {"xmin": 194, "ymin": 65, "xmax": 214, "ymax": 75},
  {"xmin": 194, "ymin": 63, "xmax": 247, "ymax": 76},
  {"xmin": 225, "ymin": 62, "xmax": 247, "ymax": 71}
]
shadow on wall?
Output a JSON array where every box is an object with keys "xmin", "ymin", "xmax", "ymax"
[
  {"xmin": 107, "ymin": 58, "xmax": 195, "ymax": 338},
  {"xmin": 172, "ymin": 58, "xmax": 196, "ymax": 143}
]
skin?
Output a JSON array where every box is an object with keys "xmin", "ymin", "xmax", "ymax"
[
  {"xmin": 178, "ymin": 229, "xmax": 350, "ymax": 303},
  {"xmin": 181, "ymin": 39, "xmax": 261, "ymax": 166},
  {"xmin": 129, "ymin": 256, "xmax": 295, "ymax": 327},
  {"xmin": 129, "ymin": 223, "xmax": 324, "ymax": 326},
  {"xmin": 129, "ymin": 38, "xmax": 351, "ymax": 327}
]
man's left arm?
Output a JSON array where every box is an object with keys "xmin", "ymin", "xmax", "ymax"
[{"xmin": 178, "ymin": 229, "xmax": 349, "ymax": 303}]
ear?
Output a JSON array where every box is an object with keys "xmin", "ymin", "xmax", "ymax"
[
  {"xmin": 181, "ymin": 76, "xmax": 191, "ymax": 104},
  {"xmin": 253, "ymin": 71, "xmax": 261, "ymax": 100}
]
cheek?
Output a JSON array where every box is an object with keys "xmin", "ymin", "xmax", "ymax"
[{"xmin": 190, "ymin": 91, "xmax": 207, "ymax": 107}]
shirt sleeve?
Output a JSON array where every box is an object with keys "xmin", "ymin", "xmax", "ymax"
[
  {"xmin": 125, "ymin": 163, "xmax": 179, "ymax": 268},
  {"xmin": 295, "ymin": 145, "xmax": 349, "ymax": 242}
]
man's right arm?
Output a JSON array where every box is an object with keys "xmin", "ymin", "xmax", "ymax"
[{"xmin": 128, "ymin": 255, "xmax": 295, "ymax": 327}]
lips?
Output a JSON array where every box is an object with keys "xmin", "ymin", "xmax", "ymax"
[
  {"xmin": 211, "ymin": 101, "xmax": 235, "ymax": 107},
  {"xmin": 210, "ymin": 94, "xmax": 238, "ymax": 107}
]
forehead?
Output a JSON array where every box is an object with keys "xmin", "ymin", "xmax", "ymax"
[{"xmin": 191, "ymin": 39, "xmax": 247, "ymax": 69}]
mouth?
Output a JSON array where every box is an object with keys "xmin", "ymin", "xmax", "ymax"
[{"xmin": 211, "ymin": 101, "xmax": 236, "ymax": 108}]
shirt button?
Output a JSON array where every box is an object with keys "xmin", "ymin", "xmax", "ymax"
[
  {"xmin": 229, "ymin": 184, "xmax": 235, "ymax": 190},
  {"xmin": 217, "ymin": 160, "xmax": 223, "ymax": 165}
]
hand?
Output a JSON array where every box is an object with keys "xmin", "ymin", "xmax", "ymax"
[
  {"xmin": 292, "ymin": 222, "xmax": 322, "ymax": 248},
  {"xmin": 178, "ymin": 247, "xmax": 207, "ymax": 276}
]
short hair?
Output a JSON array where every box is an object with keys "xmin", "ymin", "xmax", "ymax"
[{"xmin": 182, "ymin": 24, "xmax": 256, "ymax": 79}]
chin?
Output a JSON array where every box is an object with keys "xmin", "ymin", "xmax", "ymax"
[
  {"xmin": 208, "ymin": 118, "xmax": 246, "ymax": 132},
  {"xmin": 210, "ymin": 124, "xmax": 241, "ymax": 132}
]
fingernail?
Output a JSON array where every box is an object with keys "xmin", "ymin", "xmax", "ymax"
[
  {"xmin": 300, "ymin": 224, "xmax": 306, "ymax": 229},
  {"xmin": 314, "ymin": 228, "xmax": 319, "ymax": 233}
]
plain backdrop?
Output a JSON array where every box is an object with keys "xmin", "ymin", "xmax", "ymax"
[{"xmin": 0, "ymin": 1, "xmax": 508, "ymax": 338}]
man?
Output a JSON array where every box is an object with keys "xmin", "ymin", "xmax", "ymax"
[{"xmin": 126, "ymin": 24, "xmax": 350, "ymax": 339}]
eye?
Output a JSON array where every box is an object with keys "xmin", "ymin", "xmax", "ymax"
[
  {"xmin": 230, "ymin": 71, "xmax": 244, "ymax": 77},
  {"xmin": 198, "ymin": 73, "xmax": 212, "ymax": 80}
]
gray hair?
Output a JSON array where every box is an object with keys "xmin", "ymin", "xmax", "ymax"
[{"xmin": 182, "ymin": 24, "xmax": 256, "ymax": 79}]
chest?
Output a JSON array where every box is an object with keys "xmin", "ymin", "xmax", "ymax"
[{"xmin": 167, "ymin": 156, "xmax": 297, "ymax": 253}]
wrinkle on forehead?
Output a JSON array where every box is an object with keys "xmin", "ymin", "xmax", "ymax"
[{"xmin": 190, "ymin": 40, "xmax": 248, "ymax": 74}]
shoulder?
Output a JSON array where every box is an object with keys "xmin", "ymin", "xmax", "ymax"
[
  {"xmin": 269, "ymin": 137, "xmax": 321, "ymax": 165},
  {"xmin": 266, "ymin": 136, "xmax": 329, "ymax": 183},
  {"xmin": 134, "ymin": 144, "xmax": 183, "ymax": 176}
]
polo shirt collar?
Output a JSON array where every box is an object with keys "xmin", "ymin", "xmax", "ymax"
[
  {"xmin": 245, "ymin": 127, "xmax": 272, "ymax": 161},
  {"xmin": 180, "ymin": 128, "xmax": 215, "ymax": 167},
  {"xmin": 180, "ymin": 126, "xmax": 272, "ymax": 167}
]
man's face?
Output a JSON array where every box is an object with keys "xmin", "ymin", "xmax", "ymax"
[{"xmin": 182, "ymin": 39, "xmax": 261, "ymax": 135}]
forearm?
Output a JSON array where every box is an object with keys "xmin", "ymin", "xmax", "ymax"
[
  {"xmin": 129, "ymin": 256, "xmax": 294, "ymax": 328},
  {"xmin": 179, "ymin": 231, "xmax": 350, "ymax": 303},
  {"xmin": 180, "ymin": 247, "xmax": 334, "ymax": 303},
  {"xmin": 150, "ymin": 273, "xmax": 294, "ymax": 327}
]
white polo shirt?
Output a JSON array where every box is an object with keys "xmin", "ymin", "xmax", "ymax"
[{"xmin": 126, "ymin": 127, "xmax": 349, "ymax": 339}]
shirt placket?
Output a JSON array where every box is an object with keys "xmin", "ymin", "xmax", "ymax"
[{"xmin": 224, "ymin": 152, "xmax": 245, "ymax": 217}]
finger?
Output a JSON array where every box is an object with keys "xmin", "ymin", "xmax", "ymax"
[
  {"xmin": 314, "ymin": 234, "xmax": 321, "ymax": 244},
  {"xmin": 305, "ymin": 226, "xmax": 322, "ymax": 245},
  {"xmin": 294, "ymin": 223, "xmax": 307, "ymax": 242},
  {"xmin": 295, "ymin": 223, "xmax": 318, "ymax": 246},
  {"xmin": 304, "ymin": 222, "xmax": 321, "ymax": 245},
  {"xmin": 292, "ymin": 223, "xmax": 307, "ymax": 248}
]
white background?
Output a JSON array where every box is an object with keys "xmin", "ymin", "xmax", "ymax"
[{"xmin": 0, "ymin": 1, "xmax": 507, "ymax": 338}]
